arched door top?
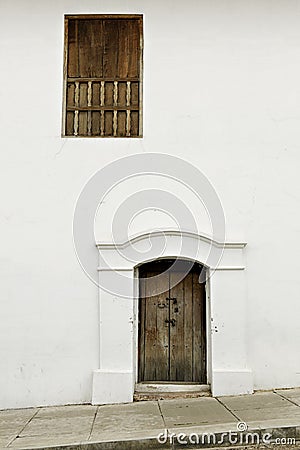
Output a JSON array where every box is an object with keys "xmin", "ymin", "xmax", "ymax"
[{"xmin": 97, "ymin": 230, "xmax": 246, "ymax": 271}]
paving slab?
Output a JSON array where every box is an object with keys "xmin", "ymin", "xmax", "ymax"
[
  {"xmin": 246, "ymin": 417, "xmax": 300, "ymax": 430},
  {"xmin": 8, "ymin": 435, "xmax": 86, "ymax": 449},
  {"xmin": 217, "ymin": 391, "xmax": 292, "ymax": 412},
  {"xmin": 159, "ymin": 397, "xmax": 237, "ymax": 428},
  {"xmin": 0, "ymin": 436, "xmax": 15, "ymax": 449},
  {"xmin": 35, "ymin": 405, "xmax": 97, "ymax": 420},
  {"xmin": 233, "ymin": 405, "xmax": 300, "ymax": 423},
  {"xmin": 0, "ymin": 409, "xmax": 37, "ymax": 436},
  {"xmin": 18, "ymin": 416, "xmax": 93, "ymax": 438},
  {"xmin": 0, "ymin": 421, "xmax": 28, "ymax": 436},
  {"xmin": 276, "ymin": 388, "xmax": 300, "ymax": 406},
  {"xmin": 90, "ymin": 400, "xmax": 165, "ymax": 442},
  {"xmin": 5, "ymin": 405, "xmax": 98, "ymax": 448},
  {"xmin": 0, "ymin": 408, "xmax": 38, "ymax": 448},
  {"xmin": 218, "ymin": 391, "xmax": 300, "ymax": 431},
  {"xmin": 0, "ymin": 410, "xmax": 37, "ymax": 423}
]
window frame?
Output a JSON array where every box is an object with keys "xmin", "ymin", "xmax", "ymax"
[{"xmin": 62, "ymin": 14, "xmax": 143, "ymax": 138}]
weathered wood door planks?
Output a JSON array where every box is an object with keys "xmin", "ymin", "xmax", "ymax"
[{"xmin": 138, "ymin": 260, "xmax": 206, "ymax": 383}]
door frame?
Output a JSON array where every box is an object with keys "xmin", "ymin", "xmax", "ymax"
[
  {"xmin": 133, "ymin": 257, "xmax": 212, "ymax": 388},
  {"xmin": 93, "ymin": 230, "xmax": 252, "ymax": 404}
]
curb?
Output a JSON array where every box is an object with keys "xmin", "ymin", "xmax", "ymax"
[{"xmin": 7, "ymin": 425, "xmax": 299, "ymax": 450}]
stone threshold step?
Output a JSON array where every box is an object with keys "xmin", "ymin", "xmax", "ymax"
[{"xmin": 134, "ymin": 383, "xmax": 211, "ymax": 401}]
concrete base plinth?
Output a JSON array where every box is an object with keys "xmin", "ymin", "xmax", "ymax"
[
  {"xmin": 211, "ymin": 369, "xmax": 253, "ymax": 397},
  {"xmin": 92, "ymin": 369, "xmax": 134, "ymax": 405}
]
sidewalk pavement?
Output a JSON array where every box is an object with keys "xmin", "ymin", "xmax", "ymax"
[{"xmin": 0, "ymin": 388, "xmax": 300, "ymax": 449}]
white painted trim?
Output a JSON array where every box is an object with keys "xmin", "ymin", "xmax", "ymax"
[
  {"xmin": 98, "ymin": 265, "xmax": 246, "ymax": 272},
  {"xmin": 206, "ymin": 269, "xmax": 212, "ymax": 384},
  {"xmin": 133, "ymin": 267, "xmax": 139, "ymax": 386},
  {"xmin": 94, "ymin": 369, "xmax": 132, "ymax": 374},
  {"xmin": 94, "ymin": 229, "xmax": 252, "ymax": 402},
  {"xmin": 97, "ymin": 267, "xmax": 133, "ymax": 271},
  {"xmin": 96, "ymin": 230, "xmax": 247, "ymax": 250}
]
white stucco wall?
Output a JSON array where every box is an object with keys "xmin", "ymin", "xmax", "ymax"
[{"xmin": 1, "ymin": 0, "xmax": 300, "ymax": 408}]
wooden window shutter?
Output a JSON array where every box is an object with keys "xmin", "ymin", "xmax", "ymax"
[{"xmin": 63, "ymin": 15, "xmax": 143, "ymax": 137}]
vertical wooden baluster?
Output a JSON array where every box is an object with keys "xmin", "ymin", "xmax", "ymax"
[
  {"xmin": 113, "ymin": 111, "xmax": 118, "ymax": 136},
  {"xmin": 126, "ymin": 81, "xmax": 131, "ymax": 137},
  {"xmin": 87, "ymin": 81, "xmax": 92, "ymax": 136},
  {"xmin": 113, "ymin": 81, "xmax": 118, "ymax": 136},
  {"xmin": 100, "ymin": 81, "xmax": 105, "ymax": 136},
  {"xmin": 74, "ymin": 81, "xmax": 79, "ymax": 136},
  {"xmin": 87, "ymin": 81, "xmax": 92, "ymax": 106},
  {"xmin": 74, "ymin": 111, "xmax": 79, "ymax": 136}
]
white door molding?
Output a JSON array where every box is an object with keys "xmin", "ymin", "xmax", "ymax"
[{"xmin": 92, "ymin": 230, "xmax": 253, "ymax": 404}]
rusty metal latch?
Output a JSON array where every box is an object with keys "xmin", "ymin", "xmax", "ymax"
[
  {"xmin": 165, "ymin": 318, "xmax": 176, "ymax": 327},
  {"xmin": 157, "ymin": 302, "xmax": 167, "ymax": 309},
  {"xmin": 166, "ymin": 297, "xmax": 177, "ymax": 305}
]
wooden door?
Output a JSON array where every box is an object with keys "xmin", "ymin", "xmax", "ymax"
[{"xmin": 138, "ymin": 259, "xmax": 206, "ymax": 383}]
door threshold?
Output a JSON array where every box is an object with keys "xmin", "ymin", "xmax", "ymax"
[
  {"xmin": 135, "ymin": 382, "xmax": 209, "ymax": 393},
  {"xmin": 134, "ymin": 383, "xmax": 211, "ymax": 401}
]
